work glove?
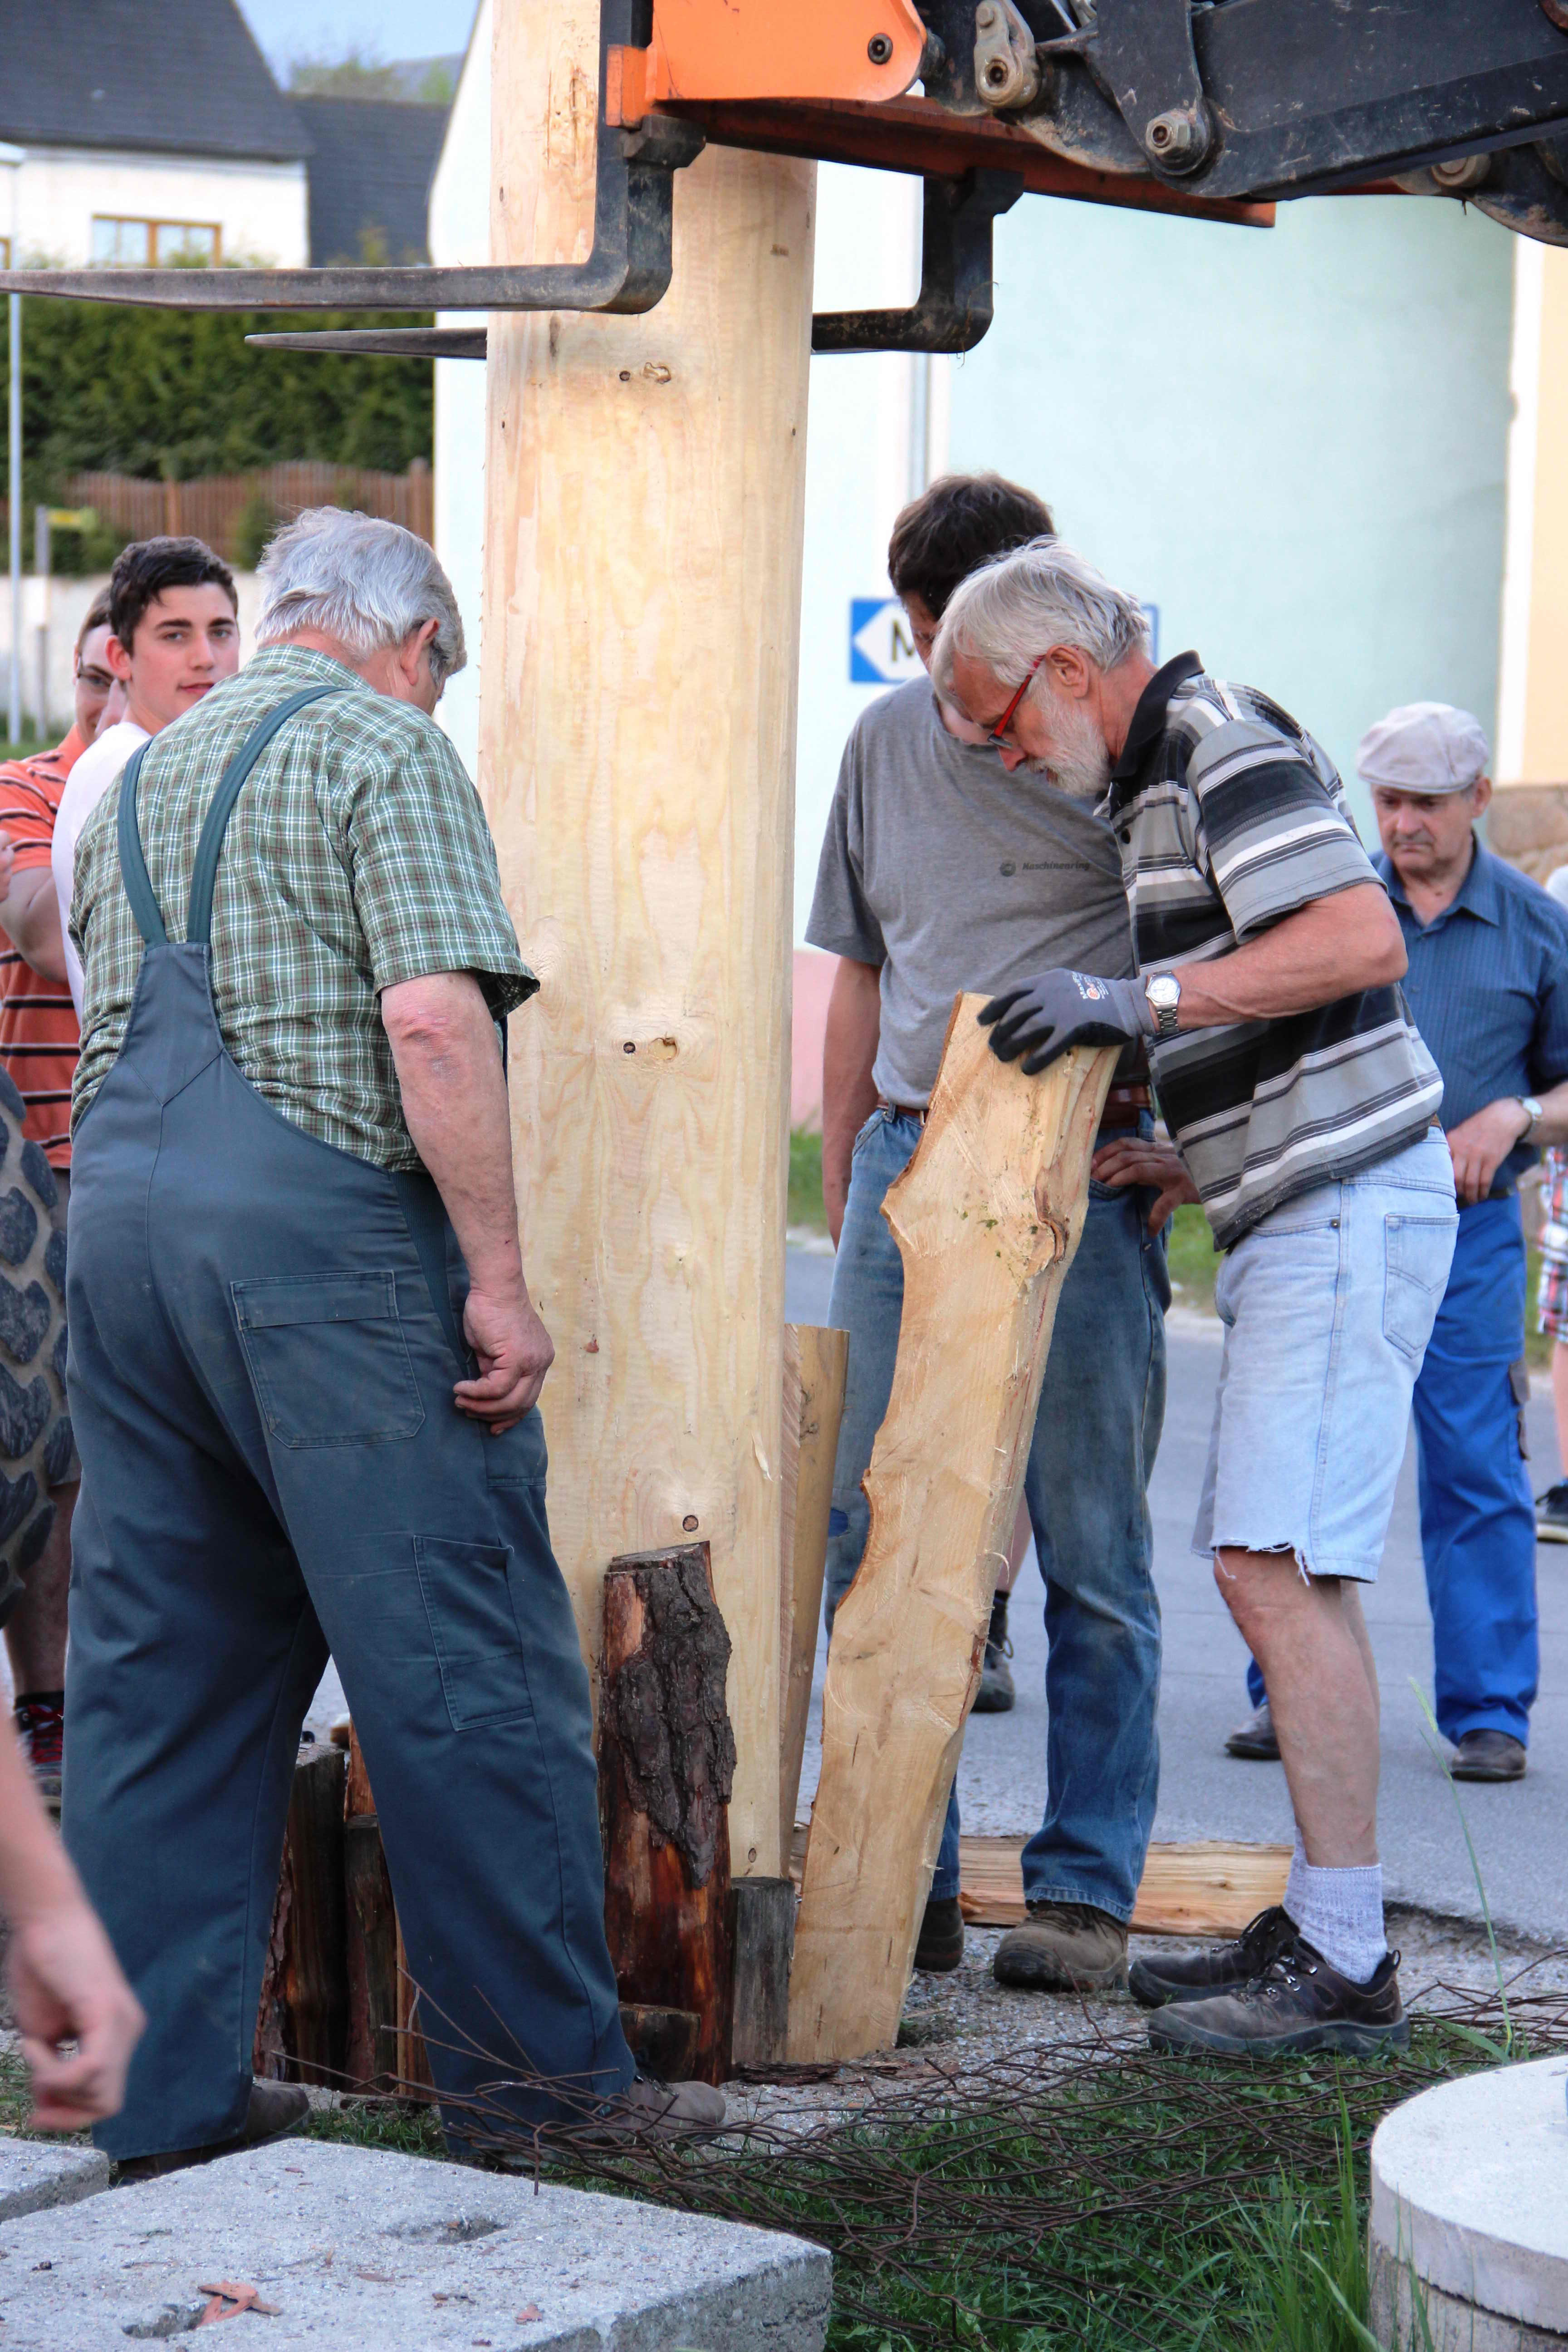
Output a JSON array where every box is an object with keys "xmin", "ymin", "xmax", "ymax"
[{"xmin": 978, "ymin": 970, "xmax": 1154, "ymax": 1075}]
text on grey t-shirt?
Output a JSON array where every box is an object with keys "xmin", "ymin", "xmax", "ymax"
[{"xmin": 806, "ymin": 680, "xmax": 1135, "ymax": 1107}]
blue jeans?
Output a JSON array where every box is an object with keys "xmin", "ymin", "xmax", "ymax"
[{"xmin": 823, "ymin": 1108, "xmax": 1169, "ymax": 1922}]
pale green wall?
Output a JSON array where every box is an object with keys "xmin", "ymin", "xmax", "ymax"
[{"xmin": 946, "ymin": 191, "xmax": 1515, "ymax": 841}]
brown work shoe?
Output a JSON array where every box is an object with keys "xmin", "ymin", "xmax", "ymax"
[
  {"xmin": 993, "ymin": 1900, "xmax": 1127, "ymax": 1993},
  {"xmin": 115, "ymin": 2079, "xmax": 310, "ymax": 2183},
  {"xmin": 554, "ymin": 2074, "xmax": 726, "ymax": 2148},
  {"xmin": 914, "ymin": 1894, "xmax": 965, "ymax": 1973},
  {"xmin": 1148, "ymin": 1930, "xmax": 1409, "ymax": 2058},
  {"xmin": 1129, "ymin": 1904, "xmax": 1298, "ymax": 2011},
  {"xmin": 1224, "ymin": 1699, "xmax": 1280, "ymax": 1762},
  {"xmin": 1450, "ymin": 1730, "xmax": 1526, "ymax": 1782}
]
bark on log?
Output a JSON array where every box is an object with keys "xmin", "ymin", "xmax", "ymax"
[
  {"xmin": 789, "ymin": 1002, "xmax": 1117, "ymax": 2060},
  {"xmin": 728, "ymin": 1877, "xmax": 795, "ymax": 2069},
  {"xmin": 343, "ymin": 1815, "xmax": 399, "ymax": 2092},
  {"xmin": 254, "ymin": 1743, "xmax": 348, "ymax": 2086},
  {"xmin": 599, "ymin": 1542, "xmax": 737, "ymax": 2085},
  {"xmin": 618, "ymin": 2004, "xmax": 701, "ymax": 2082},
  {"xmin": 779, "ymin": 1325, "xmax": 848, "ymax": 1858}
]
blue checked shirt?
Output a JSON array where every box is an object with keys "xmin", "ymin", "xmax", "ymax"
[
  {"xmin": 72, "ymin": 646, "xmax": 535, "ymax": 1170},
  {"xmin": 1377, "ymin": 839, "xmax": 1568, "ymax": 1197}
]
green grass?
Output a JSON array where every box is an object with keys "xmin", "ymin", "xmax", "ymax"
[
  {"xmin": 791, "ymin": 1126, "xmax": 828, "ymax": 1233},
  {"xmin": 1165, "ymin": 1202, "xmax": 1220, "ymax": 1315}
]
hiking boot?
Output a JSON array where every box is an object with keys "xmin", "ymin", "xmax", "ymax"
[
  {"xmin": 115, "ymin": 2080, "xmax": 310, "ymax": 2182},
  {"xmin": 1129, "ymin": 1904, "xmax": 1298, "ymax": 2010},
  {"xmin": 14, "ymin": 1692, "xmax": 64, "ymax": 1816},
  {"xmin": 548, "ymin": 2075, "xmax": 727, "ymax": 2148},
  {"xmin": 993, "ymin": 1900, "xmax": 1127, "ymax": 1993},
  {"xmin": 1450, "ymin": 1729, "xmax": 1526, "ymax": 1782},
  {"xmin": 1536, "ymin": 1480, "xmax": 1568, "ymax": 1543},
  {"xmin": 913, "ymin": 1894, "xmax": 965, "ymax": 1973},
  {"xmin": 1224, "ymin": 1698, "xmax": 1280, "ymax": 1762},
  {"xmin": 1148, "ymin": 1931, "xmax": 1409, "ymax": 2058},
  {"xmin": 972, "ymin": 1592, "xmax": 1015, "ymax": 1714}
]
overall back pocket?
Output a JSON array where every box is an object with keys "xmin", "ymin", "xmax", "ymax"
[{"xmin": 233, "ymin": 1271, "xmax": 426, "ymax": 1449}]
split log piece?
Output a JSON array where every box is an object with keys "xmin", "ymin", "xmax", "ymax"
[
  {"xmin": 778, "ymin": 1324, "xmax": 849, "ymax": 1859},
  {"xmin": 343, "ymin": 1815, "xmax": 400, "ymax": 2092},
  {"xmin": 789, "ymin": 1000, "xmax": 1118, "ymax": 2061},
  {"xmin": 254, "ymin": 1742, "xmax": 348, "ymax": 2086},
  {"xmin": 728, "ymin": 1877, "xmax": 796, "ymax": 2069},
  {"xmin": 598, "ymin": 1542, "xmax": 737, "ymax": 2085},
  {"xmin": 618, "ymin": 2004, "xmax": 701, "ymax": 2083}
]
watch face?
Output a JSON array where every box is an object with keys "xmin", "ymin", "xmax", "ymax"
[{"xmin": 1147, "ymin": 975, "xmax": 1180, "ymax": 1008}]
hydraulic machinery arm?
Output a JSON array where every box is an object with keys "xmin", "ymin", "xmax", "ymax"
[{"xmin": 5, "ymin": 1, "xmax": 1568, "ymax": 351}]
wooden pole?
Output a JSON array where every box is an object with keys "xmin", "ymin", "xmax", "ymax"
[
  {"xmin": 254, "ymin": 1743, "xmax": 348, "ymax": 2087},
  {"xmin": 342, "ymin": 1726, "xmax": 399, "ymax": 2095},
  {"xmin": 779, "ymin": 1324, "xmax": 848, "ymax": 1857},
  {"xmin": 789, "ymin": 1000, "xmax": 1117, "ymax": 2061},
  {"xmin": 479, "ymin": 0, "xmax": 815, "ymax": 1882},
  {"xmin": 598, "ymin": 1541, "xmax": 737, "ymax": 2086}
]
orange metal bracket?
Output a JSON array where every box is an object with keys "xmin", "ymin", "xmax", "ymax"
[{"xmin": 607, "ymin": 0, "xmax": 926, "ymax": 118}]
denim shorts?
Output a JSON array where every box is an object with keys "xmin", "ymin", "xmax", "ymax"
[{"xmin": 1192, "ymin": 1130, "xmax": 1457, "ymax": 1583}]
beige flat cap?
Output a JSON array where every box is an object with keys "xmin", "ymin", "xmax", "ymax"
[{"xmin": 1357, "ymin": 701, "xmax": 1490, "ymax": 793}]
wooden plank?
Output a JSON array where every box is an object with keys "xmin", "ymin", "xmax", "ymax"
[
  {"xmin": 957, "ymin": 1837, "xmax": 1293, "ymax": 1939},
  {"xmin": 728, "ymin": 1876, "xmax": 795, "ymax": 2069},
  {"xmin": 778, "ymin": 1324, "xmax": 848, "ymax": 1859},
  {"xmin": 479, "ymin": 0, "xmax": 815, "ymax": 1882},
  {"xmin": 787, "ymin": 1825, "xmax": 1294, "ymax": 1947},
  {"xmin": 253, "ymin": 1744, "xmax": 348, "ymax": 2088},
  {"xmin": 598, "ymin": 1543, "xmax": 737, "ymax": 2086},
  {"xmin": 789, "ymin": 1001, "xmax": 1117, "ymax": 2061}
]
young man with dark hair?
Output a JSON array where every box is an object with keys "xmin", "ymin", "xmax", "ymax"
[
  {"xmin": 0, "ymin": 592, "xmax": 122, "ymax": 1806},
  {"xmin": 808, "ymin": 475, "xmax": 1170, "ymax": 1992},
  {"xmin": 52, "ymin": 538, "xmax": 239, "ymax": 1017}
]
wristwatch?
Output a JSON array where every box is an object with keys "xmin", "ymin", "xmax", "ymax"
[
  {"xmin": 1519, "ymin": 1095, "xmax": 1544, "ymax": 1141},
  {"xmin": 1144, "ymin": 972, "xmax": 1182, "ymax": 1041}
]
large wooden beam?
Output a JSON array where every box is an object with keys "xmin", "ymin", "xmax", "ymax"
[
  {"xmin": 479, "ymin": 0, "xmax": 815, "ymax": 1881},
  {"xmin": 789, "ymin": 1000, "xmax": 1117, "ymax": 2061}
]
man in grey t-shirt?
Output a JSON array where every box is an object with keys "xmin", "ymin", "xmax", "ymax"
[{"xmin": 808, "ymin": 474, "xmax": 1170, "ymax": 1996}]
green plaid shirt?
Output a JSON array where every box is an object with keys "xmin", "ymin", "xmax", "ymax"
[{"xmin": 72, "ymin": 645, "xmax": 535, "ymax": 1169}]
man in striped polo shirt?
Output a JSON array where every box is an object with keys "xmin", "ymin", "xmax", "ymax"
[
  {"xmin": 933, "ymin": 540, "xmax": 1456, "ymax": 2058},
  {"xmin": 0, "ymin": 593, "xmax": 119, "ymax": 1806}
]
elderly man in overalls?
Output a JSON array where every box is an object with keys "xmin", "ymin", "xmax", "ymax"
[{"xmin": 62, "ymin": 510, "xmax": 720, "ymax": 2173}]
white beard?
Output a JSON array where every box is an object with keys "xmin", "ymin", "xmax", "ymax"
[{"xmin": 1030, "ymin": 694, "xmax": 1112, "ymax": 803}]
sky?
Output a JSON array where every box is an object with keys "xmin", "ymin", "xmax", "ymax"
[{"xmin": 236, "ymin": 0, "xmax": 479, "ymax": 78}]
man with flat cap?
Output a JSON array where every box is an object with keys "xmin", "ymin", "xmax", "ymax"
[{"xmin": 1236, "ymin": 702, "xmax": 1568, "ymax": 1782}]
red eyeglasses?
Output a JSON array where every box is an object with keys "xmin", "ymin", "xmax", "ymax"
[{"xmin": 987, "ymin": 656, "xmax": 1045, "ymax": 748}]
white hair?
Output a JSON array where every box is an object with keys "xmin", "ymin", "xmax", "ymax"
[
  {"xmin": 255, "ymin": 508, "xmax": 466, "ymax": 687},
  {"xmin": 931, "ymin": 537, "xmax": 1149, "ymax": 699}
]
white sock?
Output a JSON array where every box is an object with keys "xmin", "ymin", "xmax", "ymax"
[{"xmin": 1283, "ymin": 1840, "xmax": 1386, "ymax": 1985}]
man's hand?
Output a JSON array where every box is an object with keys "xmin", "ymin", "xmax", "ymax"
[
  {"xmin": 7, "ymin": 1898, "xmax": 144, "ymax": 2130},
  {"xmin": 454, "ymin": 1284, "xmax": 556, "ymax": 1434},
  {"xmin": 1091, "ymin": 1135, "xmax": 1200, "ymax": 1235},
  {"xmin": 1446, "ymin": 1098, "xmax": 1531, "ymax": 1206},
  {"xmin": 980, "ymin": 971, "xmax": 1153, "ymax": 1075}
]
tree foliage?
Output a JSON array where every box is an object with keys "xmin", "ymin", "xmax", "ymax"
[{"xmin": 3, "ymin": 298, "xmax": 433, "ymax": 499}]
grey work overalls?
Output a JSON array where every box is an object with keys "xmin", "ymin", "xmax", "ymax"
[{"xmin": 61, "ymin": 686, "xmax": 633, "ymax": 2161}]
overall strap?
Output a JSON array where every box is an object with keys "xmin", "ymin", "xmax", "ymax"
[
  {"xmin": 185, "ymin": 683, "xmax": 347, "ymax": 946},
  {"xmin": 116, "ymin": 741, "xmax": 168, "ymax": 948}
]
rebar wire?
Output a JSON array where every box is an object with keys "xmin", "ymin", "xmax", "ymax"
[{"xmin": 376, "ymin": 1968, "xmax": 1568, "ymax": 2352}]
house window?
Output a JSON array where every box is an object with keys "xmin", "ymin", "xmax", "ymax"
[{"xmin": 91, "ymin": 216, "xmax": 221, "ymax": 267}]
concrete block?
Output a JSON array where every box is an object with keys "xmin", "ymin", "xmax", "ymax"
[
  {"xmin": 0, "ymin": 2134, "xmax": 109, "ymax": 2221},
  {"xmin": 1369, "ymin": 2055, "xmax": 1568, "ymax": 2349},
  {"xmin": 0, "ymin": 2136, "xmax": 833, "ymax": 2351}
]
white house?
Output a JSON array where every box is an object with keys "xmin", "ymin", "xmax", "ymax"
[{"xmin": 0, "ymin": 0, "xmax": 309, "ymax": 271}]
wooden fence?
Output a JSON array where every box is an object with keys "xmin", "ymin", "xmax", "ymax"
[{"xmin": 59, "ymin": 460, "xmax": 433, "ymax": 564}]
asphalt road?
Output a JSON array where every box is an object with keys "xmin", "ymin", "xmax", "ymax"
[{"xmin": 784, "ymin": 1245, "xmax": 1568, "ymax": 1945}]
